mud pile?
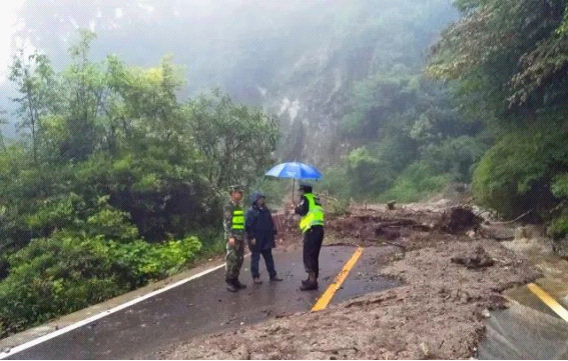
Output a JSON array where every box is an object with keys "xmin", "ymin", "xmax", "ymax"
[
  {"xmin": 451, "ymin": 245, "xmax": 495, "ymax": 269},
  {"xmin": 436, "ymin": 207, "xmax": 482, "ymax": 234},
  {"xmin": 160, "ymin": 202, "xmax": 540, "ymax": 360},
  {"xmin": 327, "ymin": 205, "xmax": 481, "ymax": 252}
]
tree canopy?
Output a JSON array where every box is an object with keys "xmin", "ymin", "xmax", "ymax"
[
  {"xmin": 428, "ymin": 0, "xmax": 568, "ymax": 241},
  {"xmin": 0, "ymin": 31, "xmax": 278, "ymax": 336}
]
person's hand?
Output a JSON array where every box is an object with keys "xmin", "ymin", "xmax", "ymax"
[
  {"xmin": 228, "ymin": 237, "xmax": 236, "ymax": 247},
  {"xmin": 250, "ymin": 238, "xmax": 256, "ymax": 246}
]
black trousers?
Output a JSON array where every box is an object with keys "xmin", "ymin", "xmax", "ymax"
[
  {"xmin": 303, "ymin": 225, "xmax": 324, "ymax": 279},
  {"xmin": 251, "ymin": 249, "xmax": 277, "ymax": 279}
]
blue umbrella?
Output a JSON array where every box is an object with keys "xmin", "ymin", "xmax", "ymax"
[
  {"xmin": 265, "ymin": 162, "xmax": 322, "ymax": 180},
  {"xmin": 265, "ymin": 162, "xmax": 322, "ymax": 203}
]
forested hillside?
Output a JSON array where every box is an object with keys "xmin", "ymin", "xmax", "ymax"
[
  {"xmin": 0, "ymin": 31, "xmax": 278, "ymax": 336},
  {"xmin": 5, "ymin": 0, "xmax": 568, "ymax": 339},
  {"xmin": 428, "ymin": 0, "xmax": 568, "ymax": 245},
  {"xmin": 7, "ymin": 0, "xmax": 473, "ymax": 204}
]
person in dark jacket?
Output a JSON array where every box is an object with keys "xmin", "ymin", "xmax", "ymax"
[{"xmin": 245, "ymin": 192, "xmax": 283, "ymax": 284}]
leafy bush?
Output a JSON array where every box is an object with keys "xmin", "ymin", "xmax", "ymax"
[
  {"xmin": 345, "ymin": 146, "xmax": 403, "ymax": 199},
  {"xmin": 472, "ymin": 125, "xmax": 568, "ymax": 219},
  {"xmin": 109, "ymin": 236, "xmax": 202, "ymax": 285},
  {"xmin": 26, "ymin": 192, "xmax": 87, "ymax": 232},
  {"xmin": 549, "ymin": 217, "xmax": 568, "ymax": 240},
  {"xmin": 318, "ymin": 165, "xmax": 352, "ymax": 202},
  {"xmin": 0, "ymin": 234, "xmax": 122, "ymax": 336},
  {"xmin": 0, "ymin": 231, "xmax": 201, "ymax": 337},
  {"xmin": 421, "ymin": 136, "xmax": 485, "ymax": 182},
  {"xmin": 552, "ymin": 174, "xmax": 568, "ymax": 198},
  {"xmin": 380, "ymin": 162, "xmax": 452, "ymax": 203}
]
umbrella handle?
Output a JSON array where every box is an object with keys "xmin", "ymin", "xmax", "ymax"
[{"xmin": 292, "ymin": 179, "xmax": 295, "ymax": 206}]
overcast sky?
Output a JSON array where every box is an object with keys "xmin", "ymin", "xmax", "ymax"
[{"xmin": 0, "ymin": 0, "xmax": 24, "ymax": 80}]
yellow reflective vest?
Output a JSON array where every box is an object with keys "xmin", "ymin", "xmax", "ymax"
[
  {"xmin": 232, "ymin": 208, "xmax": 245, "ymax": 231},
  {"xmin": 299, "ymin": 193, "xmax": 325, "ymax": 233}
]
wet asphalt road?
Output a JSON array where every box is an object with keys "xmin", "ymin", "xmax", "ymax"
[
  {"xmin": 7, "ymin": 245, "xmax": 399, "ymax": 360},
  {"xmin": 478, "ymin": 283, "xmax": 568, "ymax": 359}
]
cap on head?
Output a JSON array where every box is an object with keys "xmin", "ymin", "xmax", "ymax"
[
  {"xmin": 229, "ymin": 185, "xmax": 244, "ymax": 194},
  {"xmin": 298, "ymin": 182, "xmax": 313, "ymax": 193}
]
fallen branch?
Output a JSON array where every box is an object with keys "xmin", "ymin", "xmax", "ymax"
[
  {"xmin": 478, "ymin": 227, "xmax": 514, "ymax": 241},
  {"xmin": 378, "ymin": 240, "xmax": 406, "ymax": 252},
  {"xmin": 548, "ymin": 200, "xmax": 567, "ymax": 215},
  {"xmin": 491, "ymin": 209, "xmax": 533, "ymax": 225},
  {"xmin": 459, "ymin": 197, "xmax": 475, "ymax": 207},
  {"xmin": 311, "ymin": 346, "xmax": 359, "ymax": 353}
]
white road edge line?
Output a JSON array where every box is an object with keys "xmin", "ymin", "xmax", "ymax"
[{"xmin": 0, "ymin": 263, "xmax": 226, "ymax": 359}]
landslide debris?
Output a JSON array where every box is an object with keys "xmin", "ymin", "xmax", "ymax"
[{"xmin": 159, "ymin": 201, "xmax": 540, "ymax": 360}]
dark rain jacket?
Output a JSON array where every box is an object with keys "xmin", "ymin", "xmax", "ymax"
[{"xmin": 245, "ymin": 192, "xmax": 277, "ymax": 252}]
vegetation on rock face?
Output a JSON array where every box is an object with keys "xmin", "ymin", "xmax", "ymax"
[{"xmin": 429, "ymin": 0, "xmax": 568, "ymax": 245}]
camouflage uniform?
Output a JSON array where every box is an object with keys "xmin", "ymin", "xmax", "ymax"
[{"xmin": 224, "ymin": 200, "xmax": 245, "ymax": 283}]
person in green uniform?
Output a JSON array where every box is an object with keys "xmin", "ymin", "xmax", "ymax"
[{"xmin": 224, "ymin": 185, "xmax": 247, "ymax": 292}]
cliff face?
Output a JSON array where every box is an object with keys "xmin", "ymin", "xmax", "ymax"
[{"xmin": 252, "ymin": 1, "xmax": 458, "ymax": 167}]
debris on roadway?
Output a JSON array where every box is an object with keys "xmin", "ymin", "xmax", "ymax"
[{"xmin": 159, "ymin": 201, "xmax": 540, "ymax": 360}]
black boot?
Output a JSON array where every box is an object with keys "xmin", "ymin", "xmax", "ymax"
[
  {"xmin": 300, "ymin": 272, "xmax": 317, "ymax": 291},
  {"xmin": 302, "ymin": 270, "xmax": 317, "ymax": 285},
  {"xmin": 300, "ymin": 280, "xmax": 318, "ymax": 291},
  {"xmin": 235, "ymin": 279, "xmax": 247, "ymax": 289}
]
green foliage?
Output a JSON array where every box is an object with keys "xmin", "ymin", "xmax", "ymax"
[
  {"xmin": 472, "ymin": 124, "xmax": 568, "ymax": 219},
  {"xmin": 428, "ymin": 0, "xmax": 568, "ymax": 230},
  {"xmin": 318, "ymin": 165, "xmax": 352, "ymax": 202},
  {"xmin": 552, "ymin": 174, "xmax": 568, "ymax": 198},
  {"xmin": 26, "ymin": 193, "xmax": 86, "ymax": 234},
  {"xmin": 346, "ymin": 147, "xmax": 387, "ymax": 198},
  {"xmin": 108, "ymin": 236, "xmax": 201, "ymax": 283},
  {"xmin": 185, "ymin": 89, "xmax": 279, "ymax": 190},
  {"xmin": 332, "ymin": 64, "xmax": 481, "ymax": 202},
  {"xmin": 0, "ymin": 231, "xmax": 201, "ymax": 337},
  {"xmin": 380, "ymin": 162, "xmax": 453, "ymax": 203},
  {"xmin": 429, "ymin": 0, "xmax": 568, "ymax": 120},
  {"xmin": 85, "ymin": 198, "xmax": 139, "ymax": 242},
  {"xmin": 421, "ymin": 136, "xmax": 486, "ymax": 182},
  {"xmin": 0, "ymin": 31, "xmax": 280, "ymax": 337},
  {"xmin": 557, "ymin": 6, "xmax": 568, "ymax": 35},
  {"xmin": 549, "ymin": 217, "xmax": 568, "ymax": 240}
]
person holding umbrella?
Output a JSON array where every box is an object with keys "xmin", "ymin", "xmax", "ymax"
[
  {"xmin": 295, "ymin": 182, "xmax": 325, "ymax": 291},
  {"xmin": 264, "ymin": 162, "xmax": 324, "ymax": 291}
]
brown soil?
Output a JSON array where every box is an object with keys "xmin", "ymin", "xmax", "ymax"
[
  {"xmin": 450, "ymin": 245, "xmax": 495, "ymax": 269},
  {"xmin": 160, "ymin": 202, "xmax": 540, "ymax": 360}
]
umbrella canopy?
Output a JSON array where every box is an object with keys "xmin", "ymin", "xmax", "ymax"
[{"xmin": 265, "ymin": 162, "xmax": 322, "ymax": 180}]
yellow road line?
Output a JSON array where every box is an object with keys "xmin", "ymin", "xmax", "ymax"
[
  {"xmin": 527, "ymin": 283, "xmax": 568, "ymax": 322},
  {"xmin": 312, "ymin": 246, "xmax": 364, "ymax": 312}
]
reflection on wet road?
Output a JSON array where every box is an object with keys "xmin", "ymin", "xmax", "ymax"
[{"xmin": 5, "ymin": 246, "xmax": 399, "ymax": 360}]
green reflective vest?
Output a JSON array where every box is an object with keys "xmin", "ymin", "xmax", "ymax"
[
  {"xmin": 232, "ymin": 208, "xmax": 245, "ymax": 231},
  {"xmin": 299, "ymin": 193, "xmax": 325, "ymax": 233}
]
